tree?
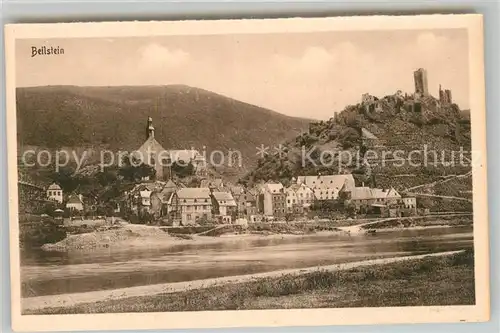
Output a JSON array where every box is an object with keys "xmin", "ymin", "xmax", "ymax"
[
  {"xmin": 96, "ymin": 168, "xmax": 118, "ymax": 187},
  {"xmin": 171, "ymin": 160, "xmax": 195, "ymax": 178},
  {"xmin": 339, "ymin": 127, "xmax": 360, "ymax": 149},
  {"xmin": 50, "ymin": 166, "xmax": 79, "ymax": 193},
  {"xmin": 118, "ymin": 155, "xmax": 155, "ymax": 181},
  {"xmin": 346, "ymin": 202, "xmax": 357, "ymax": 218},
  {"xmin": 38, "ymin": 201, "xmax": 57, "ymax": 216}
]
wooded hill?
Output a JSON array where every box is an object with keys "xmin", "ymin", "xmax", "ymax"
[{"xmin": 16, "ymin": 85, "xmax": 311, "ymax": 176}]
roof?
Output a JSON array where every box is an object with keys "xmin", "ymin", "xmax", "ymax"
[
  {"xmin": 159, "ymin": 182, "xmax": 177, "ymax": 203},
  {"xmin": 212, "ymin": 191, "xmax": 234, "ymax": 201},
  {"xmin": 47, "ymin": 183, "xmax": 61, "ymax": 190},
  {"xmin": 351, "ymin": 187, "xmax": 401, "ymax": 200},
  {"xmin": 212, "ymin": 191, "xmax": 237, "ymax": 206},
  {"xmin": 247, "ymin": 188, "xmax": 259, "ymax": 196},
  {"xmin": 135, "ymin": 137, "xmax": 167, "ymax": 158},
  {"xmin": 136, "ymin": 138, "xmax": 204, "ymax": 164},
  {"xmin": 350, "ymin": 187, "xmax": 373, "ymax": 200},
  {"xmin": 162, "ymin": 191, "xmax": 175, "ymax": 204},
  {"xmin": 169, "ymin": 150, "xmax": 204, "ymax": 163},
  {"xmin": 229, "ymin": 185, "xmax": 244, "ymax": 196},
  {"xmin": 139, "ymin": 190, "xmax": 152, "ymax": 198},
  {"xmin": 131, "ymin": 182, "xmax": 166, "ymax": 194},
  {"xmin": 67, "ymin": 194, "xmax": 83, "ymax": 204},
  {"xmin": 164, "ymin": 179, "xmax": 178, "ymax": 190},
  {"xmin": 176, "ymin": 187, "xmax": 211, "ymax": 199},
  {"xmin": 286, "ymin": 184, "xmax": 301, "ymax": 192},
  {"xmin": 297, "ymin": 174, "xmax": 355, "ymax": 191},
  {"xmin": 264, "ymin": 183, "xmax": 284, "ymax": 193},
  {"xmin": 361, "ymin": 128, "xmax": 378, "ymax": 140}
]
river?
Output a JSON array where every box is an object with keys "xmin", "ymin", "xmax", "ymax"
[{"xmin": 21, "ymin": 226, "xmax": 473, "ymax": 298}]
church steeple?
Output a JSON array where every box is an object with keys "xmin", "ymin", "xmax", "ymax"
[{"xmin": 146, "ymin": 117, "xmax": 154, "ymax": 139}]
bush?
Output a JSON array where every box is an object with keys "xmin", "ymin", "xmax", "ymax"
[{"xmin": 20, "ymin": 218, "xmax": 66, "ymax": 248}]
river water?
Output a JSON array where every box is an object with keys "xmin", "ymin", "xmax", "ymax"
[{"xmin": 21, "ymin": 226, "xmax": 473, "ymax": 298}]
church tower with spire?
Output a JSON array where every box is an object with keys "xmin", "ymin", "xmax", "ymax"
[{"xmin": 146, "ymin": 116, "xmax": 155, "ymax": 139}]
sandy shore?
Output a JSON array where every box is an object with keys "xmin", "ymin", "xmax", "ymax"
[
  {"xmin": 22, "ymin": 250, "xmax": 464, "ymax": 312},
  {"xmin": 40, "ymin": 221, "xmax": 469, "ymax": 253}
]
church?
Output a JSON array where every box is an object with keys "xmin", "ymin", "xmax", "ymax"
[{"xmin": 134, "ymin": 117, "xmax": 207, "ymax": 180}]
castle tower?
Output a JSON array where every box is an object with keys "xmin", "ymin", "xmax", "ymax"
[
  {"xmin": 439, "ymin": 84, "xmax": 445, "ymax": 102},
  {"xmin": 413, "ymin": 68, "xmax": 429, "ymax": 97},
  {"xmin": 146, "ymin": 117, "xmax": 154, "ymax": 139},
  {"xmin": 438, "ymin": 84, "xmax": 453, "ymax": 104},
  {"xmin": 445, "ymin": 89, "xmax": 452, "ymax": 104}
]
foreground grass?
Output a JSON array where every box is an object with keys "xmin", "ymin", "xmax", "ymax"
[{"xmin": 27, "ymin": 250, "xmax": 475, "ymax": 314}]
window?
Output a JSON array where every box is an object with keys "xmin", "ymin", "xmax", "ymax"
[
  {"xmin": 194, "ymin": 199, "xmax": 197, "ymax": 203},
  {"xmin": 183, "ymin": 199, "xmax": 187, "ymax": 203},
  {"xmin": 187, "ymin": 214, "xmax": 192, "ymax": 220},
  {"xmin": 287, "ymin": 199, "xmax": 290, "ymax": 204}
]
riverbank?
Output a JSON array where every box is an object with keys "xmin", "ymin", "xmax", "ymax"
[
  {"xmin": 38, "ymin": 215, "xmax": 472, "ymax": 252},
  {"xmin": 23, "ymin": 249, "xmax": 474, "ymax": 313},
  {"xmin": 39, "ymin": 223, "xmax": 321, "ymax": 252}
]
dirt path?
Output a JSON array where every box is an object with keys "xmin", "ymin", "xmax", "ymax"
[
  {"xmin": 404, "ymin": 171, "xmax": 472, "ymax": 192},
  {"xmin": 337, "ymin": 212, "xmax": 472, "ymax": 233},
  {"xmin": 21, "ymin": 250, "xmax": 464, "ymax": 312}
]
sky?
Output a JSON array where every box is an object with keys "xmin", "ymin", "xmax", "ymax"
[{"xmin": 16, "ymin": 29, "xmax": 469, "ymax": 120}]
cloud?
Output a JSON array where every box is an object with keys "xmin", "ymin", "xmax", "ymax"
[
  {"xmin": 138, "ymin": 43, "xmax": 191, "ymax": 71},
  {"xmin": 16, "ymin": 30, "xmax": 468, "ymax": 120},
  {"xmin": 272, "ymin": 46, "xmax": 332, "ymax": 77}
]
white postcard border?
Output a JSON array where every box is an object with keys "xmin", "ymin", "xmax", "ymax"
[{"xmin": 5, "ymin": 14, "xmax": 489, "ymax": 332}]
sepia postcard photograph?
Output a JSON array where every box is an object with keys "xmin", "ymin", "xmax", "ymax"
[{"xmin": 5, "ymin": 14, "xmax": 490, "ymax": 331}]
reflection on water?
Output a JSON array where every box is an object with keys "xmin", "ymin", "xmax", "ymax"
[{"xmin": 21, "ymin": 226, "xmax": 473, "ymax": 298}]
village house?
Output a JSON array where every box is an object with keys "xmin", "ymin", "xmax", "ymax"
[
  {"xmin": 236, "ymin": 189, "xmax": 258, "ymax": 217},
  {"xmin": 228, "ymin": 184, "xmax": 244, "ymax": 204},
  {"xmin": 339, "ymin": 183, "xmax": 402, "ymax": 214},
  {"xmin": 66, "ymin": 194, "xmax": 84, "ymax": 212},
  {"xmin": 135, "ymin": 117, "xmax": 207, "ymax": 180},
  {"xmin": 150, "ymin": 191, "xmax": 163, "ymax": 218},
  {"xmin": 171, "ymin": 187, "xmax": 213, "ymax": 226},
  {"xmin": 211, "ymin": 191, "xmax": 237, "ymax": 223},
  {"xmin": 297, "ymin": 174, "xmax": 356, "ymax": 201},
  {"xmin": 260, "ymin": 182, "xmax": 286, "ymax": 218},
  {"xmin": 285, "ymin": 179, "xmax": 315, "ymax": 213},
  {"xmin": 158, "ymin": 179, "xmax": 181, "ymax": 218},
  {"xmin": 126, "ymin": 182, "xmax": 163, "ymax": 214},
  {"xmin": 46, "ymin": 182, "xmax": 63, "ymax": 203},
  {"xmin": 402, "ymin": 195, "xmax": 418, "ymax": 214}
]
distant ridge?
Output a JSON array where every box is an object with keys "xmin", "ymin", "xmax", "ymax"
[{"xmin": 16, "ymin": 85, "xmax": 311, "ymax": 171}]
